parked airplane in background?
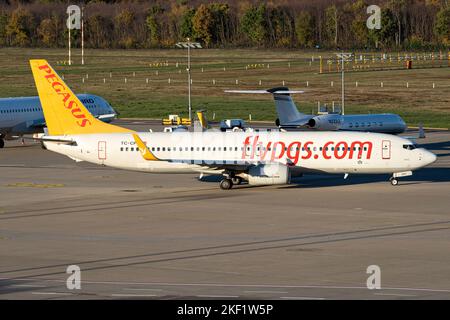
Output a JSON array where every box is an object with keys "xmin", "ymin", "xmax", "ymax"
[
  {"xmin": 29, "ymin": 60, "xmax": 435, "ymax": 190},
  {"xmin": 0, "ymin": 94, "xmax": 117, "ymax": 148},
  {"xmin": 226, "ymin": 88, "xmax": 407, "ymax": 134}
]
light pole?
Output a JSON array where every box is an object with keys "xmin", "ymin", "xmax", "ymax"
[
  {"xmin": 175, "ymin": 39, "xmax": 202, "ymax": 122},
  {"xmin": 81, "ymin": 6, "xmax": 84, "ymax": 65},
  {"xmin": 335, "ymin": 52, "xmax": 353, "ymax": 115}
]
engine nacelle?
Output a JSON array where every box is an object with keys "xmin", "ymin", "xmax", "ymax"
[
  {"xmin": 247, "ymin": 163, "xmax": 291, "ymax": 186},
  {"xmin": 307, "ymin": 114, "xmax": 342, "ymax": 131}
]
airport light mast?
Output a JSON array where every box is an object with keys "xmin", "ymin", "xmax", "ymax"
[
  {"xmin": 175, "ymin": 39, "xmax": 202, "ymax": 122},
  {"xmin": 335, "ymin": 52, "xmax": 353, "ymax": 115}
]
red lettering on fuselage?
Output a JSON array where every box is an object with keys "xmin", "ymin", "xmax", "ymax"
[
  {"xmin": 301, "ymin": 141, "xmax": 313, "ymax": 160},
  {"xmin": 334, "ymin": 141, "xmax": 348, "ymax": 159},
  {"xmin": 242, "ymin": 136, "xmax": 373, "ymax": 164},
  {"xmin": 271, "ymin": 141, "xmax": 286, "ymax": 161}
]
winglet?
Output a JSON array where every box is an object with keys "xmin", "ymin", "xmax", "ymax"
[{"xmin": 132, "ymin": 134, "xmax": 158, "ymax": 161}]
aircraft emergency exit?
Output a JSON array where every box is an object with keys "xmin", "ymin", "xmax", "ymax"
[{"xmin": 30, "ymin": 60, "xmax": 436, "ymax": 190}]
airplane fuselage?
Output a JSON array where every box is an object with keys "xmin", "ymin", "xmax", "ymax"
[
  {"xmin": 286, "ymin": 113, "xmax": 407, "ymax": 134},
  {"xmin": 44, "ymin": 131, "xmax": 436, "ymax": 176}
]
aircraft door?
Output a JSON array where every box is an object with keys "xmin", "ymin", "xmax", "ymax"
[
  {"xmin": 98, "ymin": 141, "xmax": 107, "ymax": 161},
  {"xmin": 382, "ymin": 140, "xmax": 391, "ymax": 159}
]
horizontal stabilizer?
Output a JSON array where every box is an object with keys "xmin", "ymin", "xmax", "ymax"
[{"xmin": 27, "ymin": 135, "xmax": 77, "ymax": 145}]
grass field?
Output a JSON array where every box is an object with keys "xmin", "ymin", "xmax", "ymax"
[{"xmin": 0, "ymin": 48, "xmax": 449, "ymax": 128}]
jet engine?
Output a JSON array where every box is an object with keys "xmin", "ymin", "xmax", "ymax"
[
  {"xmin": 247, "ymin": 163, "xmax": 291, "ymax": 186},
  {"xmin": 307, "ymin": 114, "xmax": 342, "ymax": 131}
]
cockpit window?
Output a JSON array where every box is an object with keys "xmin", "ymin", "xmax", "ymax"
[{"xmin": 403, "ymin": 144, "xmax": 416, "ymax": 150}]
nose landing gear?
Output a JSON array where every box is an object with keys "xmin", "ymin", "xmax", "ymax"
[
  {"xmin": 389, "ymin": 171, "xmax": 412, "ymax": 186},
  {"xmin": 389, "ymin": 177, "xmax": 399, "ymax": 186}
]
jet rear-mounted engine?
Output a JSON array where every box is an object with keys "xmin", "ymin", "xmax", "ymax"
[
  {"xmin": 307, "ymin": 114, "xmax": 341, "ymax": 131},
  {"xmin": 247, "ymin": 163, "xmax": 291, "ymax": 186}
]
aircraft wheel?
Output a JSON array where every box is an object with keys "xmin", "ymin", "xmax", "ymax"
[
  {"xmin": 390, "ymin": 178, "xmax": 399, "ymax": 186},
  {"xmin": 220, "ymin": 179, "xmax": 233, "ymax": 190},
  {"xmin": 231, "ymin": 177, "xmax": 242, "ymax": 185},
  {"xmin": 0, "ymin": 139, "xmax": 4, "ymax": 148}
]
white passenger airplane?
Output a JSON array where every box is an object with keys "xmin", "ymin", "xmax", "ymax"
[
  {"xmin": 30, "ymin": 60, "xmax": 436, "ymax": 189},
  {"xmin": 0, "ymin": 94, "xmax": 117, "ymax": 148},
  {"xmin": 226, "ymin": 88, "xmax": 407, "ymax": 134}
]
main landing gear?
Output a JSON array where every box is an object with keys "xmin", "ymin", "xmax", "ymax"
[
  {"xmin": 220, "ymin": 178, "xmax": 233, "ymax": 190},
  {"xmin": 219, "ymin": 172, "xmax": 243, "ymax": 190},
  {"xmin": 0, "ymin": 138, "xmax": 4, "ymax": 149}
]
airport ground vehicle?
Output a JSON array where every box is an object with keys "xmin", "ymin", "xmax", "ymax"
[{"xmin": 220, "ymin": 119, "xmax": 247, "ymax": 132}]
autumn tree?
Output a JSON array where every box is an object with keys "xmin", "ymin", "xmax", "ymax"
[
  {"xmin": 37, "ymin": 15, "xmax": 60, "ymax": 47},
  {"xmin": 209, "ymin": 3, "xmax": 231, "ymax": 45},
  {"xmin": 267, "ymin": 6, "xmax": 294, "ymax": 47},
  {"xmin": 146, "ymin": 5, "xmax": 164, "ymax": 47},
  {"xmin": 377, "ymin": 8, "xmax": 398, "ymax": 48},
  {"xmin": 388, "ymin": 0, "xmax": 406, "ymax": 46},
  {"xmin": 0, "ymin": 13, "xmax": 7, "ymax": 46},
  {"xmin": 192, "ymin": 4, "xmax": 213, "ymax": 45},
  {"xmin": 180, "ymin": 8, "xmax": 195, "ymax": 39},
  {"xmin": 86, "ymin": 14, "xmax": 113, "ymax": 49},
  {"xmin": 240, "ymin": 4, "xmax": 268, "ymax": 46},
  {"xmin": 324, "ymin": 4, "xmax": 338, "ymax": 47},
  {"xmin": 6, "ymin": 8, "xmax": 35, "ymax": 46},
  {"xmin": 434, "ymin": 6, "xmax": 450, "ymax": 46},
  {"xmin": 115, "ymin": 9, "xmax": 137, "ymax": 48},
  {"xmin": 347, "ymin": 0, "xmax": 371, "ymax": 48},
  {"xmin": 295, "ymin": 11, "xmax": 314, "ymax": 48}
]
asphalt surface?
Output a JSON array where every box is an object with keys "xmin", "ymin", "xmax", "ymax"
[{"xmin": 0, "ymin": 120, "xmax": 449, "ymax": 300}]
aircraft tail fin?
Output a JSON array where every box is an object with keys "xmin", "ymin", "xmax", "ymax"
[
  {"xmin": 267, "ymin": 87, "xmax": 304, "ymax": 126},
  {"xmin": 29, "ymin": 59, "xmax": 132, "ymax": 136},
  {"xmin": 196, "ymin": 110, "xmax": 209, "ymax": 130},
  {"xmin": 224, "ymin": 87, "xmax": 306, "ymax": 126}
]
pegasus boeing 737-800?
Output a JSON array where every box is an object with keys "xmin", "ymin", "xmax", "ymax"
[
  {"xmin": 0, "ymin": 94, "xmax": 117, "ymax": 148},
  {"xmin": 29, "ymin": 60, "xmax": 436, "ymax": 189}
]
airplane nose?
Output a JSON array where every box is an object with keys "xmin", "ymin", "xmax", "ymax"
[{"xmin": 424, "ymin": 151, "xmax": 437, "ymax": 166}]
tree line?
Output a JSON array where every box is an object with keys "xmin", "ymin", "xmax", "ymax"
[{"xmin": 0, "ymin": 0, "xmax": 449, "ymax": 50}]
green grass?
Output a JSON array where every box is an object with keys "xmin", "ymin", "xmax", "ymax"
[{"xmin": 0, "ymin": 48, "xmax": 448, "ymax": 128}]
